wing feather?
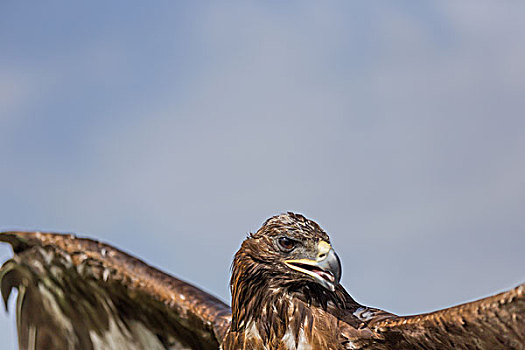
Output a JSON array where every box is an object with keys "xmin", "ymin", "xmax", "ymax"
[
  {"xmin": 0, "ymin": 231, "xmax": 231, "ymax": 350},
  {"xmin": 370, "ymin": 283, "xmax": 525, "ymax": 349}
]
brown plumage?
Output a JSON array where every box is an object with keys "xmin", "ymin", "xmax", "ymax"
[{"xmin": 1, "ymin": 212, "xmax": 524, "ymax": 349}]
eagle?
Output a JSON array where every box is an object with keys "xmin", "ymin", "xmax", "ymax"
[{"xmin": 0, "ymin": 212, "xmax": 523, "ymax": 349}]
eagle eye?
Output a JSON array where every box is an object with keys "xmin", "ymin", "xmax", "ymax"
[{"xmin": 278, "ymin": 237, "xmax": 296, "ymax": 251}]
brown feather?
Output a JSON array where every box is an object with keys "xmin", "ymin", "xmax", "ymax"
[
  {"xmin": 224, "ymin": 213, "xmax": 525, "ymax": 349},
  {"xmin": 1, "ymin": 212, "xmax": 524, "ymax": 350},
  {"xmin": 369, "ymin": 284, "xmax": 525, "ymax": 349},
  {"xmin": 0, "ymin": 231, "xmax": 231, "ymax": 350}
]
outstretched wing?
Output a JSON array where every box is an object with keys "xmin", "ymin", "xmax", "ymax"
[
  {"xmin": 368, "ymin": 283, "xmax": 525, "ymax": 349},
  {"xmin": 0, "ymin": 231, "xmax": 231, "ymax": 350}
]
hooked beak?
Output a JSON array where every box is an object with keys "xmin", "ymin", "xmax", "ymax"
[{"xmin": 284, "ymin": 241, "xmax": 342, "ymax": 292}]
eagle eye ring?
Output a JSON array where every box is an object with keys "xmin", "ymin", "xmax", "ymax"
[{"xmin": 278, "ymin": 237, "xmax": 296, "ymax": 251}]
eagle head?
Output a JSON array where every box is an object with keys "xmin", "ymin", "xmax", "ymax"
[{"xmin": 232, "ymin": 212, "xmax": 342, "ymax": 294}]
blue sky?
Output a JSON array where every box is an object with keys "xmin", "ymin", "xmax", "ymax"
[{"xmin": 1, "ymin": 1, "xmax": 525, "ymax": 348}]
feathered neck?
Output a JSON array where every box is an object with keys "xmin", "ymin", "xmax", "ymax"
[{"xmin": 230, "ymin": 247, "xmax": 362, "ymax": 336}]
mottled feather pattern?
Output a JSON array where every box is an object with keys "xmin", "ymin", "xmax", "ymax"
[
  {"xmin": 0, "ymin": 231, "xmax": 230, "ymax": 350},
  {"xmin": 1, "ymin": 213, "xmax": 524, "ymax": 350},
  {"xmin": 371, "ymin": 284, "xmax": 525, "ymax": 349},
  {"xmin": 224, "ymin": 213, "xmax": 390, "ymax": 349}
]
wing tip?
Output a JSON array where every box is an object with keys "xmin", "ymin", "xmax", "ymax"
[
  {"xmin": 0, "ymin": 231, "xmax": 78, "ymax": 253},
  {"xmin": 0, "ymin": 231, "xmax": 32, "ymax": 252}
]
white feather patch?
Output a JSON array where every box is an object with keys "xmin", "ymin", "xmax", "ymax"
[{"xmin": 282, "ymin": 327, "xmax": 312, "ymax": 350}]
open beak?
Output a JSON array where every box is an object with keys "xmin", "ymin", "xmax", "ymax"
[{"xmin": 284, "ymin": 241, "xmax": 342, "ymax": 292}]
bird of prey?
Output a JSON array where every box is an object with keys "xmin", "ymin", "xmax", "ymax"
[{"xmin": 0, "ymin": 212, "xmax": 524, "ymax": 349}]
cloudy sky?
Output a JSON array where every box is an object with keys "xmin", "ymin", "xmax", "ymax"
[{"xmin": 1, "ymin": 1, "xmax": 524, "ymax": 348}]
